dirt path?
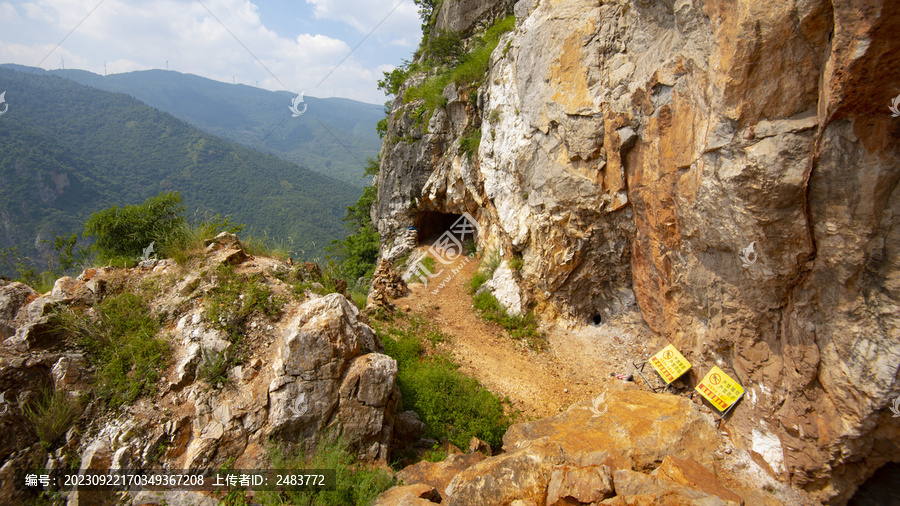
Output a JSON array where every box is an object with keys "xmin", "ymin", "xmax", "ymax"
[{"xmin": 393, "ymin": 247, "xmax": 654, "ymax": 420}]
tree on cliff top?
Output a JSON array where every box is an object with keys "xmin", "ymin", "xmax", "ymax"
[{"xmin": 83, "ymin": 191, "xmax": 187, "ymax": 263}]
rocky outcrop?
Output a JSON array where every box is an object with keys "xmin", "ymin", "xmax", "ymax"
[
  {"xmin": 376, "ymin": 384, "xmax": 796, "ymax": 505},
  {"xmin": 0, "ymin": 238, "xmax": 409, "ymax": 504},
  {"xmin": 375, "ymin": 0, "xmax": 900, "ymax": 500}
]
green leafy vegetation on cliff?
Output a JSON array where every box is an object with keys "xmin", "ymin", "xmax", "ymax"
[
  {"xmin": 329, "ymin": 156, "xmax": 381, "ymax": 281},
  {"xmin": 55, "ymin": 292, "xmax": 168, "ymax": 409},
  {"xmin": 376, "ymin": 315, "xmax": 511, "ymax": 450},
  {"xmin": 399, "ymin": 14, "xmax": 515, "ymax": 111},
  {"xmin": 83, "ymin": 191, "xmax": 188, "ymax": 265},
  {"xmin": 260, "ymin": 437, "xmax": 394, "ymax": 506}
]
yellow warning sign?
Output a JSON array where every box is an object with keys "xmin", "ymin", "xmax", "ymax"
[
  {"xmin": 695, "ymin": 366, "xmax": 744, "ymax": 412},
  {"xmin": 649, "ymin": 345, "xmax": 691, "ymax": 384}
]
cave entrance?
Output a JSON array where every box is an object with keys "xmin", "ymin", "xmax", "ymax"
[
  {"xmin": 415, "ymin": 212, "xmax": 471, "ymax": 243},
  {"xmin": 849, "ymin": 462, "xmax": 900, "ymax": 504}
]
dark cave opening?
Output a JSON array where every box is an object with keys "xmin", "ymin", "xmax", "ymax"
[
  {"xmin": 848, "ymin": 462, "xmax": 900, "ymax": 505},
  {"xmin": 592, "ymin": 314, "xmax": 603, "ymax": 325},
  {"xmin": 415, "ymin": 211, "xmax": 468, "ymax": 243}
]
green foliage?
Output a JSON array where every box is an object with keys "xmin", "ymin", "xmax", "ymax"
[
  {"xmin": 0, "ymin": 246, "xmax": 54, "ymax": 293},
  {"xmin": 203, "ymin": 265, "xmax": 282, "ymax": 388},
  {"xmin": 403, "ymin": 14, "xmax": 516, "ymax": 133},
  {"xmin": 56, "ymin": 292, "xmax": 168, "ymax": 408},
  {"xmin": 49, "ymin": 233, "xmax": 90, "ymax": 274},
  {"xmin": 83, "ymin": 192, "xmax": 186, "ymax": 263},
  {"xmin": 206, "ymin": 265, "xmax": 282, "ymax": 342},
  {"xmin": 413, "ymin": 0, "xmax": 442, "ymax": 33},
  {"xmin": 422, "ymin": 446, "xmax": 449, "ymax": 463},
  {"xmin": 3, "ymin": 65, "xmax": 384, "ymax": 188},
  {"xmin": 165, "ymin": 215, "xmax": 245, "ymax": 264},
  {"xmin": 463, "ymin": 237, "xmax": 477, "ymax": 257},
  {"xmin": 472, "ymin": 291, "xmax": 546, "ymax": 350},
  {"xmin": 509, "ymin": 255, "xmax": 523, "ymax": 272},
  {"xmin": 377, "ymin": 66, "xmax": 412, "ymax": 96},
  {"xmin": 408, "ymin": 256, "xmax": 437, "ymax": 284},
  {"xmin": 468, "ymin": 250, "xmax": 501, "ymax": 293},
  {"xmin": 260, "ymin": 436, "xmax": 394, "ymax": 506},
  {"xmin": 22, "ymin": 385, "xmax": 83, "ymax": 448},
  {"xmin": 198, "ymin": 348, "xmax": 233, "ymax": 387},
  {"xmin": 459, "ymin": 128, "xmax": 482, "ymax": 160},
  {"xmin": 376, "ymin": 117, "xmax": 389, "ymax": 139},
  {"xmin": 330, "ymin": 157, "xmax": 381, "ymax": 281},
  {"xmin": 377, "ymin": 316, "xmax": 510, "ymax": 449},
  {"xmin": 427, "ymin": 29, "xmax": 464, "ymax": 64}
]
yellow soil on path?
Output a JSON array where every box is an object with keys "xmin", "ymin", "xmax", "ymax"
[{"xmin": 394, "ymin": 249, "xmax": 654, "ymax": 420}]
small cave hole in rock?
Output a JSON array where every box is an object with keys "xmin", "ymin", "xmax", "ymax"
[
  {"xmin": 415, "ymin": 212, "xmax": 468, "ymax": 243},
  {"xmin": 592, "ymin": 314, "xmax": 603, "ymax": 325},
  {"xmin": 848, "ymin": 462, "xmax": 900, "ymax": 505}
]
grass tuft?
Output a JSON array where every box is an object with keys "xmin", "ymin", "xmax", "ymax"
[
  {"xmin": 375, "ymin": 315, "xmax": 510, "ymax": 450},
  {"xmin": 22, "ymin": 385, "xmax": 82, "ymax": 448},
  {"xmin": 257, "ymin": 435, "xmax": 395, "ymax": 506},
  {"xmin": 472, "ymin": 291, "xmax": 546, "ymax": 351},
  {"xmin": 55, "ymin": 292, "xmax": 168, "ymax": 409}
]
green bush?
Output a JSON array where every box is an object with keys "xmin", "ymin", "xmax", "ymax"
[
  {"xmin": 378, "ymin": 316, "xmax": 510, "ymax": 449},
  {"xmin": 468, "ymin": 250, "xmax": 501, "ymax": 293},
  {"xmin": 83, "ymin": 191, "xmax": 187, "ymax": 263},
  {"xmin": 459, "ymin": 128, "xmax": 482, "ymax": 160},
  {"xmin": 22, "ymin": 385, "xmax": 83, "ymax": 448},
  {"xmin": 57, "ymin": 292, "xmax": 168, "ymax": 408},
  {"xmin": 472, "ymin": 291, "xmax": 546, "ymax": 351},
  {"xmin": 259, "ymin": 436, "xmax": 394, "ymax": 506},
  {"xmin": 377, "ymin": 66, "xmax": 412, "ymax": 97},
  {"xmin": 427, "ymin": 29, "xmax": 464, "ymax": 64},
  {"xmin": 206, "ymin": 265, "xmax": 282, "ymax": 341},
  {"xmin": 404, "ymin": 14, "xmax": 516, "ymax": 114},
  {"xmin": 330, "ymin": 157, "xmax": 381, "ymax": 280}
]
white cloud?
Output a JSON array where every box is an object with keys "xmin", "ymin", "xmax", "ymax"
[
  {"xmin": 0, "ymin": 0, "xmax": 419, "ymax": 103},
  {"xmin": 0, "ymin": 2, "xmax": 20, "ymax": 20},
  {"xmin": 305, "ymin": 0, "xmax": 419, "ymax": 37}
]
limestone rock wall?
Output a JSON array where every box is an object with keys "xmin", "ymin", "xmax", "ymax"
[{"xmin": 375, "ymin": 0, "xmax": 900, "ymax": 501}]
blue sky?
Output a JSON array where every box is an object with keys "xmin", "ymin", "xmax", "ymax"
[{"xmin": 0, "ymin": 0, "xmax": 422, "ymax": 103}]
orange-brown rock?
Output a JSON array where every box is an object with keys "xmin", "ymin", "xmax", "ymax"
[
  {"xmin": 374, "ymin": 0, "xmax": 900, "ymax": 500},
  {"xmin": 372, "ymin": 483, "xmax": 442, "ymax": 506},
  {"xmin": 652, "ymin": 456, "xmax": 743, "ymax": 504},
  {"xmin": 503, "ymin": 387, "xmax": 718, "ymax": 471},
  {"xmin": 397, "ymin": 451, "xmax": 486, "ymax": 500}
]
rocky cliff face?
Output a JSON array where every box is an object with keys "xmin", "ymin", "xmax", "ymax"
[
  {"xmin": 375, "ymin": 0, "xmax": 900, "ymax": 502},
  {"xmin": 0, "ymin": 234, "xmax": 418, "ymax": 505}
]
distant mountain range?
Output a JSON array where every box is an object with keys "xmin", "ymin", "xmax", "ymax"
[
  {"xmin": 0, "ymin": 66, "xmax": 360, "ymax": 274},
  {"xmin": 1, "ymin": 64, "xmax": 385, "ymax": 187}
]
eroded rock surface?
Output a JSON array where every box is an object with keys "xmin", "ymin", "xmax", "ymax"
[{"xmin": 375, "ymin": 0, "xmax": 900, "ymax": 500}]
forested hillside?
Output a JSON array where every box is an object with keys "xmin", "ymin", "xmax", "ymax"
[
  {"xmin": 0, "ymin": 67, "xmax": 359, "ymax": 275},
  {"xmin": 1, "ymin": 64, "xmax": 384, "ymax": 186}
]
